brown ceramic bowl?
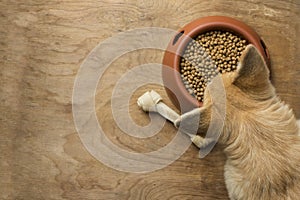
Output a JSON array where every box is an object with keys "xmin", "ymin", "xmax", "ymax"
[{"xmin": 162, "ymin": 16, "xmax": 270, "ymax": 112}]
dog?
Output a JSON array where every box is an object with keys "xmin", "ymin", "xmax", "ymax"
[{"xmin": 175, "ymin": 44, "xmax": 300, "ymax": 199}]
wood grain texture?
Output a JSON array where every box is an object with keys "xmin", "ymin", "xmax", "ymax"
[{"xmin": 1, "ymin": 0, "xmax": 299, "ymax": 199}]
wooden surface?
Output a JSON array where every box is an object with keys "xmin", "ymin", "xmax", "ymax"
[{"xmin": 1, "ymin": 0, "xmax": 299, "ymax": 199}]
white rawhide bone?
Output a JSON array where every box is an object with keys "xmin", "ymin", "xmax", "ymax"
[
  {"xmin": 137, "ymin": 90, "xmax": 180, "ymax": 125},
  {"xmin": 137, "ymin": 90, "xmax": 209, "ymax": 148}
]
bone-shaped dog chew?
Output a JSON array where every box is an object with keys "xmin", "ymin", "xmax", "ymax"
[
  {"xmin": 137, "ymin": 90, "xmax": 180, "ymax": 126},
  {"xmin": 137, "ymin": 90, "xmax": 212, "ymax": 149}
]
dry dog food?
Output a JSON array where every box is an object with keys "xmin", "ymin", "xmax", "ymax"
[{"xmin": 180, "ymin": 30, "xmax": 248, "ymax": 102}]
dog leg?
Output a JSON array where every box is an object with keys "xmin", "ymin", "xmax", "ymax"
[{"xmin": 189, "ymin": 135, "xmax": 215, "ymax": 149}]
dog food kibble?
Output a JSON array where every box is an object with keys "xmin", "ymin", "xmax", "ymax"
[{"xmin": 180, "ymin": 30, "xmax": 248, "ymax": 102}]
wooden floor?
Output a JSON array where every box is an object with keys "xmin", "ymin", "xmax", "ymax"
[{"xmin": 1, "ymin": 0, "xmax": 299, "ymax": 199}]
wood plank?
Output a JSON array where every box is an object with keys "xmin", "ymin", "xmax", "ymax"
[{"xmin": 1, "ymin": 0, "xmax": 299, "ymax": 199}]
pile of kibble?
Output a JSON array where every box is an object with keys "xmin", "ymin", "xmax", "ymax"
[{"xmin": 180, "ymin": 30, "xmax": 248, "ymax": 102}]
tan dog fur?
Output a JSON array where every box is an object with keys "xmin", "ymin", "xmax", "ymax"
[{"xmin": 178, "ymin": 45, "xmax": 300, "ymax": 199}]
